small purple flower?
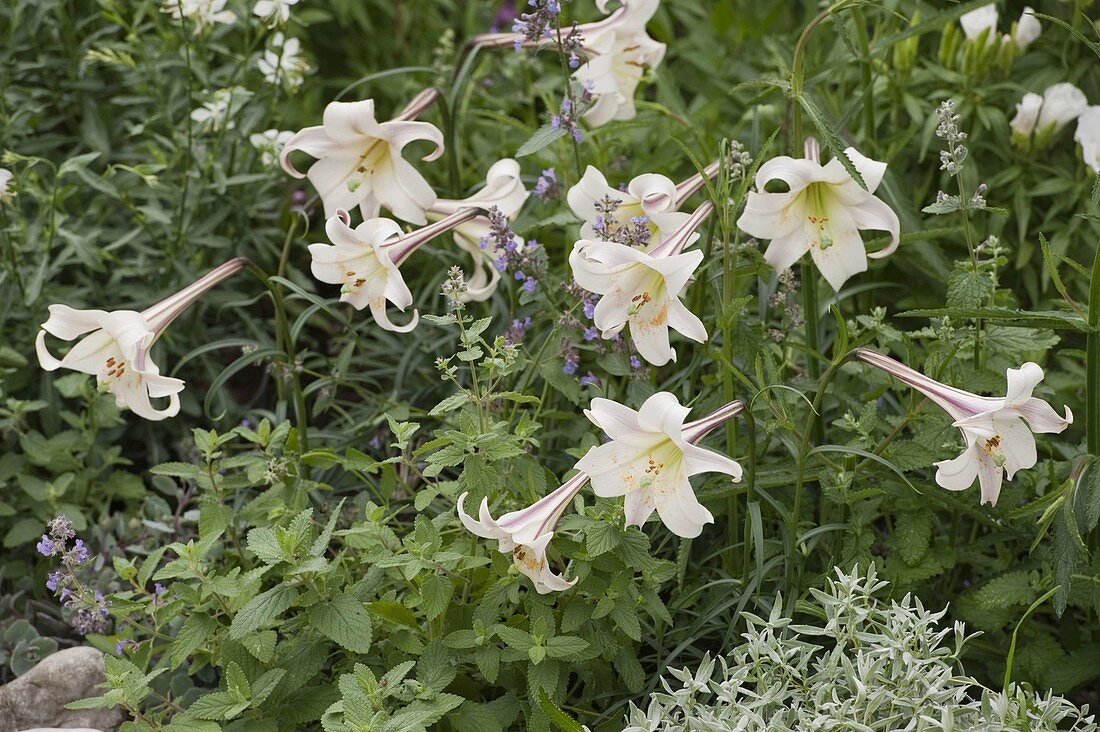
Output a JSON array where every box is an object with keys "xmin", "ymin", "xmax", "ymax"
[
  {"xmin": 66, "ymin": 539, "xmax": 89, "ymax": 566},
  {"xmin": 534, "ymin": 168, "xmax": 559, "ymax": 200},
  {"xmin": 36, "ymin": 535, "xmax": 55, "ymax": 557},
  {"xmin": 522, "ymin": 277, "xmax": 537, "ymax": 293},
  {"xmin": 504, "ymin": 316, "xmax": 533, "ymax": 345},
  {"xmin": 46, "ymin": 570, "xmax": 64, "ymax": 592},
  {"xmin": 580, "ymin": 372, "xmax": 600, "ymax": 387},
  {"xmin": 583, "ymin": 326, "xmax": 599, "ymax": 341},
  {"xmin": 630, "ymin": 355, "xmax": 642, "ymax": 370},
  {"xmin": 369, "ymin": 435, "xmax": 383, "ymax": 450},
  {"xmin": 47, "ymin": 515, "xmax": 75, "ymax": 542},
  {"xmin": 563, "ymin": 352, "xmax": 580, "ymax": 375}
]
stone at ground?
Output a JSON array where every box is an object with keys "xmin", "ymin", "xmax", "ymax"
[{"xmin": 0, "ymin": 647, "xmax": 123, "ymax": 732}]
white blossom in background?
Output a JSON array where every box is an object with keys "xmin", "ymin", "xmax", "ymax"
[
  {"xmin": 0, "ymin": 169, "xmax": 13, "ymax": 202},
  {"xmin": 249, "ymin": 129, "xmax": 294, "ymax": 166},
  {"xmin": 575, "ymin": 393, "xmax": 743, "ymax": 538},
  {"xmin": 307, "ymin": 208, "xmax": 479, "ymax": 331},
  {"xmin": 190, "ymin": 88, "xmax": 250, "ymax": 132},
  {"xmin": 162, "ymin": 0, "xmax": 236, "ymax": 29},
  {"xmin": 36, "ymin": 259, "xmax": 247, "ymax": 421},
  {"xmin": 1075, "ymin": 107, "xmax": 1100, "ymax": 174},
  {"xmin": 1009, "ymin": 92, "xmax": 1043, "ymax": 142},
  {"xmin": 856, "ymin": 349, "xmax": 1072, "ymax": 506},
  {"xmin": 424, "ymin": 159, "xmax": 530, "ymax": 302},
  {"xmin": 1037, "ymin": 83, "xmax": 1088, "ymax": 134},
  {"xmin": 258, "ymin": 33, "xmax": 309, "ymax": 88},
  {"xmin": 253, "ymin": 0, "xmax": 299, "ymax": 26},
  {"xmin": 959, "ymin": 4, "xmax": 998, "ymax": 42},
  {"xmin": 280, "ymin": 97, "xmax": 444, "ymax": 222},
  {"xmin": 1010, "ymin": 7, "xmax": 1041, "ymax": 50},
  {"xmin": 736, "ymin": 140, "xmax": 900, "ymax": 291}
]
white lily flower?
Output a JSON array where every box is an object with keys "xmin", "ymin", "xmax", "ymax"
[
  {"xmin": 424, "ymin": 159, "xmax": 530, "ymax": 302},
  {"xmin": 308, "ymin": 207, "xmax": 480, "ymax": 331},
  {"xmin": 960, "ymin": 4, "xmax": 998, "ymax": 42},
  {"xmin": 856, "ymin": 349, "xmax": 1073, "ymax": 506},
  {"xmin": 573, "ymin": 0, "xmax": 666, "ymax": 126},
  {"xmin": 570, "ymin": 203, "xmax": 712, "ymax": 366},
  {"xmin": 258, "ymin": 33, "xmax": 309, "ymax": 88},
  {"xmin": 1011, "ymin": 7, "xmax": 1041, "ymax": 50},
  {"xmin": 473, "ymin": 0, "xmax": 665, "ymax": 127},
  {"xmin": 575, "ymin": 393, "xmax": 744, "ymax": 538},
  {"xmin": 736, "ymin": 139, "xmax": 900, "ymax": 291},
  {"xmin": 253, "ymin": 0, "xmax": 298, "ymax": 26},
  {"xmin": 280, "ymin": 92, "xmax": 444, "ymax": 223},
  {"xmin": 1074, "ymin": 107, "xmax": 1100, "ymax": 174},
  {"xmin": 457, "ymin": 472, "xmax": 586, "ymax": 594},
  {"xmin": 162, "ymin": 0, "xmax": 236, "ymax": 28},
  {"xmin": 566, "ymin": 162, "xmax": 717, "ymax": 247},
  {"xmin": 0, "ymin": 169, "xmax": 13, "ymax": 202},
  {"xmin": 36, "ymin": 258, "xmax": 248, "ymax": 421},
  {"xmin": 1010, "ymin": 92, "xmax": 1043, "ymax": 141}
]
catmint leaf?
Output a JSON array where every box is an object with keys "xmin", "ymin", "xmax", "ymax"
[
  {"xmin": 241, "ymin": 631, "xmax": 277, "ymax": 663},
  {"xmin": 187, "ymin": 691, "xmax": 241, "ymax": 721},
  {"xmin": 307, "ymin": 593, "xmax": 373, "ymax": 654},
  {"xmin": 421, "ymin": 574, "xmax": 453, "ymax": 620},
  {"xmin": 545, "ymin": 636, "xmax": 589, "ymax": 660},
  {"xmin": 247, "ymin": 527, "xmax": 285, "ymax": 565},
  {"xmin": 584, "ymin": 521, "xmax": 620, "ymax": 557},
  {"xmin": 946, "ymin": 267, "xmax": 993, "ymax": 309},
  {"xmin": 516, "ymin": 124, "xmax": 567, "ymax": 158},
  {"xmin": 170, "ymin": 614, "xmax": 218, "ymax": 670},
  {"xmin": 894, "ymin": 511, "xmax": 933, "ymax": 566},
  {"xmin": 229, "ymin": 585, "xmax": 298, "ymax": 639},
  {"xmin": 538, "ymin": 690, "xmax": 585, "ymax": 732}
]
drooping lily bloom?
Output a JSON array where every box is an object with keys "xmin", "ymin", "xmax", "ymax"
[
  {"xmin": 736, "ymin": 139, "xmax": 900, "ymax": 291},
  {"xmin": 1010, "ymin": 85, "xmax": 1088, "ymax": 151},
  {"xmin": 570, "ymin": 202, "xmax": 712, "ymax": 366},
  {"xmin": 472, "ymin": 0, "xmax": 666, "ymax": 127},
  {"xmin": 575, "ymin": 393, "xmax": 744, "ymax": 538},
  {"xmin": 280, "ymin": 90, "xmax": 443, "ymax": 223},
  {"xmin": 1010, "ymin": 7, "xmax": 1041, "ymax": 50},
  {"xmin": 566, "ymin": 161, "xmax": 718, "ymax": 247},
  {"xmin": 423, "ymin": 159, "xmax": 530, "ymax": 302},
  {"xmin": 457, "ymin": 471, "xmax": 586, "ymax": 594},
  {"xmin": 856, "ymin": 349, "xmax": 1073, "ymax": 506},
  {"xmin": 308, "ymin": 207, "xmax": 480, "ymax": 331},
  {"xmin": 36, "ymin": 258, "xmax": 248, "ymax": 421},
  {"xmin": 959, "ymin": 4, "xmax": 998, "ymax": 43}
]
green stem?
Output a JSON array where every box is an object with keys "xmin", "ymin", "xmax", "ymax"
[
  {"xmin": 789, "ymin": 6, "xmax": 834, "ymax": 146},
  {"xmin": 1088, "ymin": 240, "xmax": 1100, "ymax": 455},
  {"xmin": 741, "ymin": 409, "xmax": 757, "ymax": 581},
  {"xmin": 852, "ymin": 8, "xmax": 875, "ymax": 143},
  {"xmin": 787, "ymin": 349, "xmax": 856, "ymax": 587},
  {"xmin": 802, "ymin": 261, "xmax": 824, "ymax": 443}
]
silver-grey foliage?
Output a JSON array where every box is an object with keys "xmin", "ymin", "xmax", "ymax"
[{"xmin": 625, "ymin": 566, "xmax": 1096, "ymax": 732}]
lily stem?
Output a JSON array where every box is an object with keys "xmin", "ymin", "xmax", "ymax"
[
  {"xmin": 802, "ymin": 261, "xmax": 824, "ymax": 443},
  {"xmin": 1087, "ymin": 239, "xmax": 1100, "ymax": 456}
]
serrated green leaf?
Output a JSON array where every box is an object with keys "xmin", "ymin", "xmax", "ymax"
[{"xmin": 307, "ymin": 593, "xmax": 373, "ymax": 654}]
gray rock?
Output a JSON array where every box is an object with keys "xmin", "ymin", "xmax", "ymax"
[{"xmin": 0, "ymin": 647, "xmax": 123, "ymax": 732}]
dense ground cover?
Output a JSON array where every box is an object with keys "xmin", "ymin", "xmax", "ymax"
[{"xmin": 2, "ymin": 0, "xmax": 1100, "ymax": 729}]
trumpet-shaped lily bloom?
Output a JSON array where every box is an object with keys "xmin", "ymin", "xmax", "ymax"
[
  {"xmin": 960, "ymin": 4, "xmax": 998, "ymax": 42},
  {"xmin": 575, "ymin": 393, "xmax": 744, "ymax": 538},
  {"xmin": 424, "ymin": 159, "xmax": 530, "ymax": 301},
  {"xmin": 737, "ymin": 140, "xmax": 900, "ymax": 291},
  {"xmin": 473, "ymin": 0, "xmax": 665, "ymax": 127},
  {"xmin": 457, "ymin": 472, "xmax": 586, "ymax": 594},
  {"xmin": 567, "ymin": 162, "xmax": 718, "ymax": 247},
  {"xmin": 36, "ymin": 258, "xmax": 248, "ymax": 421},
  {"xmin": 573, "ymin": 0, "xmax": 666, "ymax": 126},
  {"xmin": 280, "ymin": 93, "xmax": 443, "ymax": 223},
  {"xmin": 570, "ymin": 203, "xmax": 712, "ymax": 366},
  {"xmin": 1011, "ymin": 7, "xmax": 1041, "ymax": 50},
  {"xmin": 308, "ymin": 207, "xmax": 480, "ymax": 331},
  {"xmin": 856, "ymin": 349, "xmax": 1073, "ymax": 506}
]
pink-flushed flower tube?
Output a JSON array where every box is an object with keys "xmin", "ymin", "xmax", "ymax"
[
  {"xmin": 459, "ymin": 395, "xmax": 745, "ymax": 592},
  {"xmin": 308, "ymin": 207, "xmax": 481, "ymax": 332},
  {"xmin": 569, "ymin": 202, "xmax": 714, "ymax": 366},
  {"xmin": 280, "ymin": 90, "xmax": 444, "ymax": 223},
  {"xmin": 36, "ymin": 258, "xmax": 249, "ymax": 421},
  {"xmin": 856, "ymin": 349, "xmax": 1073, "ymax": 506}
]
